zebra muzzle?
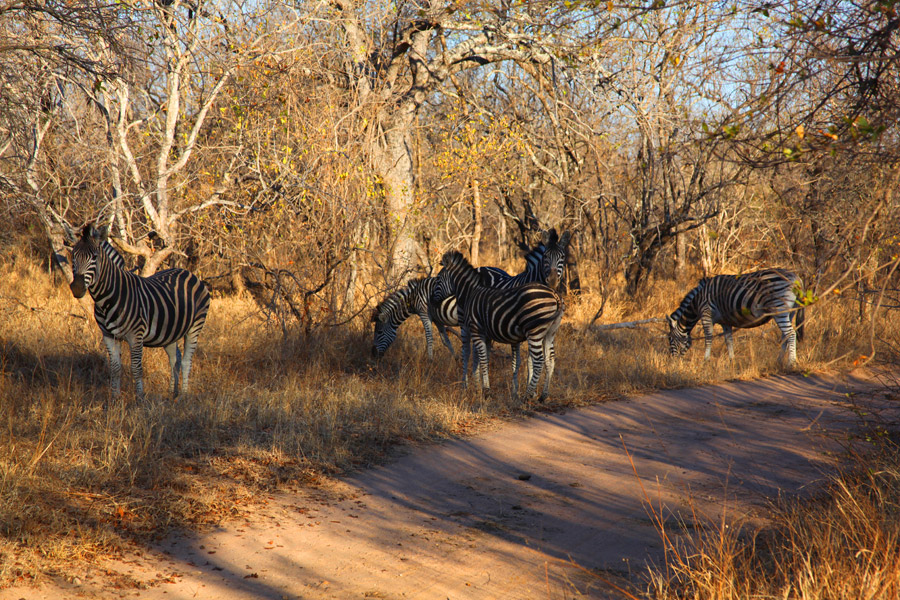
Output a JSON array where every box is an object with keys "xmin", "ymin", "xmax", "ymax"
[{"xmin": 70, "ymin": 275, "xmax": 87, "ymax": 298}]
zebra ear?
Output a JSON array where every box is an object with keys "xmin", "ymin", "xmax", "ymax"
[
  {"xmin": 83, "ymin": 224, "xmax": 108, "ymax": 243},
  {"xmin": 559, "ymin": 231, "xmax": 572, "ymax": 249}
]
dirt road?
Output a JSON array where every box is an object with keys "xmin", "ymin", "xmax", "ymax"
[{"xmin": 11, "ymin": 371, "xmax": 894, "ymax": 600}]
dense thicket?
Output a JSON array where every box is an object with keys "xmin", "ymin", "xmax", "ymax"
[{"xmin": 2, "ymin": 0, "xmax": 898, "ymax": 328}]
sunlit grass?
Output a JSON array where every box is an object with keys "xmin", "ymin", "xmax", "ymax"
[{"xmin": 0, "ymin": 253, "xmax": 893, "ymax": 587}]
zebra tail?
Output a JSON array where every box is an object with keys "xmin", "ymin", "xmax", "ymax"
[{"xmin": 794, "ymin": 305, "xmax": 806, "ymax": 342}]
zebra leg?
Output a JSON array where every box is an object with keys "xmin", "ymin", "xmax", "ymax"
[
  {"xmin": 473, "ymin": 334, "xmax": 490, "ymax": 395},
  {"xmin": 459, "ymin": 326, "xmax": 471, "ymax": 388},
  {"xmin": 540, "ymin": 335, "xmax": 557, "ymax": 401},
  {"xmin": 510, "ymin": 343, "xmax": 520, "ymax": 398},
  {"xmin": 538, "ymin": 312, "xmax": 563, "ymax": 401},
  {"xmin": 435, "ymin": 323, "xmax": 456, "ymax": 359},
  {"xmin": 180, "ymin": 325, "xmax": 203, "ymax": 394},
  {"xmin": 524, "ymin": 336, "xmax": 545, "ymax": 401},
  {"xmin": 723, "ymin": 325, "xmax": 734, "ymax": 360},
  {"xmin": 126, "ymin": 333, "xmax": 146, "ymax": 400},
  {"xmin": 701, "ymin": 309, "xmax": 715, "ymax": 360},
  {"xmin": 418, "ymin": 314, "xmax": 435, "ymax": 359},
  {"xmin": 164, "ymin": 342, "xmax": 182, "ymax": 397},
  {"xmin": 774, "ymin": 314, "xmax": 798, "ymax": 367},
  {"xmin": 102, "ymin": 335, "xmax": 123, "ymax": 397}
]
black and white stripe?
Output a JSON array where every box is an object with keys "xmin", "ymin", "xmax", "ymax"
[
  {"xmin": 667, "ymin": 268, "xmax": 806, "ymax": 366},
  {"xmin": 477, "ymin": 229, "xmax": 571, "ymax": 291},
  {"xmin": 371, "ymin": 277, "xmax": 459, "ymax": 359},
  {"xmin": 70, "ymin": 224, "xmax": 210, "ymax": 399},
  {"xmin": 436, "ymin": 251, "xmax": 564, "ymax": 401}
]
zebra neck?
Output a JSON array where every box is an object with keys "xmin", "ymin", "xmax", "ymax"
[
  {"xmin": 88, "ymin": 251, "xmax": 128, "ymax": 300},
  {"xmin": 412, "ymin": 279, "xmax": 436, "ymax": 316},
  {"xmin": 673, "ymin": 286, "xmax": 703, "ymax": 331},
  {"xmin": 444, "ymin": 267, "xmax": 481, "ymax": 306},
  {"xmin": 379, "ymin": 291, "xmax": 413, "ymax": 326},
  {"xmin": 521, "ymin": 244, "xmax": 546, "ymax": 275}
]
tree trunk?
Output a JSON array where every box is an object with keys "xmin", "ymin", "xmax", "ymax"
[
  {"xmin": 674, "ymin": 230, "xmax": 687, "ymax": 279},
  {"xmin": 563, "ymin": 247, "xmax": 581, "ymax": 295},
  {"xmin": 471, "ymin": 178, "xmax": 483, "ymax": 265},
  {"xmin": 375, "ymin": 106, "xmax": 421, "ymax": 282}
]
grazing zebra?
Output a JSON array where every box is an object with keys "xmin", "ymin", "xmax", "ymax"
[
  {"xmin": 436, "ymin": 251, "xmax": 564, "ymax": 401},
  {"xmin": 667, "ymin": 268, "xmax": 806, "ymax": 366},
  {"xmin": 371, "ymin": 277, "xmax": 459, "ymax": 359},
  {"xmin": 69, "ymin": 224, "xmax": 210, "ymax": 399}
]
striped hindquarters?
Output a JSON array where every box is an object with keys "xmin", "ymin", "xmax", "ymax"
[{"xmin": 468, "ymin": 283, "xmax": 563, "ymax": 345}]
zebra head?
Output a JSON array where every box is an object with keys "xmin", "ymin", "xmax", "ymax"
[
  {"xmin": 667, "ymin": 314, "xmax": 692, "ymax": 356},
  {"xmin": 70, "ymin": 224, "xmax": 107, "ymax": 299},
  {"xmin": 540, "ymin": 229, "xmax": 571, "ymax": 290},
  {"xmin": 371, "ymin": 287, "xmax": 412, "ymax": 358}
]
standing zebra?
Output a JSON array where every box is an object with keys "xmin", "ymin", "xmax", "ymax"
[
  {"xmin": 667, "ymin": 268, "xmax": 806, "ymax": 366},
  {"xmin": 430, "ymin": 229, "xmax": 571, "ymax": 376},
  {"xmin": 371, "ymin": 276, "xmax": 459, "ymax": 359},
  {"xmin": 371, "ymin": 229, "xmax": 571, "ymax": 362},
  {"xmin": 435, "ymin": 251, "xmax": 564, "ymax": 401},
  {"xmin": 478, "ymin": 229, "xmax": 572, "ymax": 291},
  {"xmin": 69, "ymin": 224, "xmax": 210, "ymax": 399}
]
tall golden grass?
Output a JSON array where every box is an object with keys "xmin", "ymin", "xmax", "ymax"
[
  {"xmin": 645, "ymin": 430, "xmax": 900, "ymax": 600},
  {"xmin": 0, "ymin": 250, "xmax": 894, "ymax": 589}
]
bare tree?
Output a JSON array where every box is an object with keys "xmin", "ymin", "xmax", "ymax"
[
  {"xmin": 314, "ymin": 0, "xmax": 657, "ymax": 281},
  {"xmin": 0, "ymin": 1, "xmax": 297, "ymax": 275}
]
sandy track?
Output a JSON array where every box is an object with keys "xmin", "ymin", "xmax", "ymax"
[{"xmin": 12, "ymin": 371, "xmax": 895, "ymax": 600}]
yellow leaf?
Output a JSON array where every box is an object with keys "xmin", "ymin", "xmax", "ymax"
[{"xmin": 795, "ymin": 124, "xmax": 805, "ymax": 139}]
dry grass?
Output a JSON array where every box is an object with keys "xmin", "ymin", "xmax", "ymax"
[
  {"xmin": 0, "ymin": 251, "xmax": 895, "ymax": 588},
  {"xmin": 644, "ymin": 426, "xmax": 900, "ymax": 600}
]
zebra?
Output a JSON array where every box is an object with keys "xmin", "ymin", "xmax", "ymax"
[
  {"xmin": 435, "ymin": 250, "xmax": 564, "ymax": 401},
  {"xmin": 371, "ymin": 229, "xmax": 571, "ymax": 362},
  {"xmin": 667, "ymin": 268, "xmax": 806, "ymax": 366},
  {"xmin": 69, "ymin": 224, "xmax": 211, "ymax": 399},
  {"xmin": 371, "ymin": 276, "xmax": 459, "ymax": 359},
  {"xmin": 477, "ymin": 229, "xmax": 572, "ymax": 291},
  {"xmin": 429, "ymin": 229, "xmax": 571, "ymax": 374}
]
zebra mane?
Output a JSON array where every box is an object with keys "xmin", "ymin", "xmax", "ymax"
[
  {"xmin": 405, "ymin": 276, "xmax": 429, "ymax": 290},
  {"xmin": 101, "ymin": 240, "xmax": 127, "ymax": 270},
  {"xmin": 440, "ymin": 251, "xmax": 482, "ymax": 286},
  {"xmin": 372, "ymin": 285, "xmax": 412, "ymax": 322},
  {"xmin": 520, "ymin": 241, "xmax": 547, "ymax": 269},
  {"xmin": 671, "ymin": 280, "xmax": 705, "ymax": 322}
]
